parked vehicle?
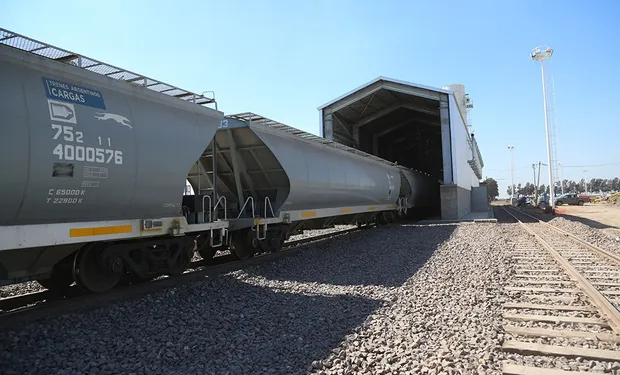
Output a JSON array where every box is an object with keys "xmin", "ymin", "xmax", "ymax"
[{"xmin": 555, "ymin": 193, "xmax": 586, "ymax": 206}]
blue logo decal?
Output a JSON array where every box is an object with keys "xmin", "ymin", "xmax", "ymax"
[{"xmin": 42, "ymin": 77, "xmax": 106, "ymax": 110}]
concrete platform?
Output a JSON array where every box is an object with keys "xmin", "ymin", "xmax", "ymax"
[{"xmin": 417, "ymin": 207, "xmax": 496, "ymax": 224}]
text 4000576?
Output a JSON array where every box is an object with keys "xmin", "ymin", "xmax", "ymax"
[{"xmin": 50, "ymin": 124, "xmax": 123, "ymax": 165}]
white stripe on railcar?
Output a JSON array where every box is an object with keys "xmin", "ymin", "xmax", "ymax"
[{"xmin": 0, "ymin": 217, "xmax": 230, "ymax": 251}]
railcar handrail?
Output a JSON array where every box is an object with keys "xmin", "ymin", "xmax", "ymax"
[
  {"xmin": 236, "ymin": 196, "xmax": 255, "ymax": 219},
  {"xmin": 264, "ymin": 197, "xmax": 275, "ymax": 218},
  {"xmin": 0, "ymin": 28, "xmax": 217, "ymax": 109},
  {"xmin": 213, "ymin": 196, "xmax": 227, "ymax": 220},
  {"xmin": 201, "ymin": 195, "xmax": 212, "ymax": 223}
]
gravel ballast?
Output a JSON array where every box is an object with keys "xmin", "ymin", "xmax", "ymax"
[
  {"xmin": 545, "ymin": 216, "xmax": 620, "ymax": 255},
  {"xmin": 0, "ymin": 281, "xmax": 45, "ymax": 299},
  {"xmin": 519, "ymin": 207, "xmax": 620, "ymax": 256},
  {"xmin": 1, "ymin": 222, "xmax": 521, "ymax": 374}
]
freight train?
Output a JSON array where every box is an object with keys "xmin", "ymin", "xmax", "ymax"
[{"xmin": 0, "ymin": 28, "xmax": 438, "ymax": 293}]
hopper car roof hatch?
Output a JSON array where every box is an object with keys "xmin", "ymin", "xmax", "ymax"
[{"xmin": 0, "ymin": 28, "xmax": 217, "ymax": 108}]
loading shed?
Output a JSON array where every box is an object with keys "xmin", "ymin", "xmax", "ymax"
[{"xmin": 318, "ymin": 77, "xmax": 487, "ymax": 220}]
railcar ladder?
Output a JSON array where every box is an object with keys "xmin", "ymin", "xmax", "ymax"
[
  {"xmin": 397, "ymin": 196, "xmax": 408, "ymax": 215},
  {"xmin": 197, "ymin": 195, "xmax": 228, "ymax": 248}
]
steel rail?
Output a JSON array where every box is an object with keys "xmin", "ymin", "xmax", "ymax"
[
  {"xmin": 514, "ymin": 208, "xmax": 620, "ymax": 268},
  {"xmin": 502, "ymin": 206, "xmax": 620, "ymax": 334}
]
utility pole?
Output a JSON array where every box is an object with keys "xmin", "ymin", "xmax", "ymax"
[
  {"xmin": 508, "ymin": 146, "xmax": 515, "ymax": 203},
  {"xmin": 532, "ymin": 162, "xmax": 540, "ymax": 207},
  {"xmin": 537, "ymin": 162, "xmax": 543, "ymax": 192},
  {"xmin": 536, "ymin": 161, "xmax": 546, "ymax": 205},
  {"xmin": 532, "ymin": 164, "xmax": 538, "ymax": 206},
  {"xmin": 558, "ymin": 162, "xmax": 564, "ymax": 194}
]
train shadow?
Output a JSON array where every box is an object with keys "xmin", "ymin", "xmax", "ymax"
[
  {"xmin": 248, "ymin": 222, "xmax": 457, "ymax": 288},
  {"xmin": 492, "ymin": 206, "xmax": 518, "ymax": 224},
  {"xmin": 0, "ymin": 275, "xmax": 384, "ymax": 375},
  {"xmin": 0, "ymin": 223, "xmax": 457, "ymax": 375}
]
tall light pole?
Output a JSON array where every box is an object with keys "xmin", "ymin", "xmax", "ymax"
[
  {"xmin": 508, "ymin": 145, "xmax": 515, "ymax": 202},
  {"xmin": 583, "ymin": 169, "xmax": 588, "ymax": 194},
  {"xmin": 531, "ymin": 46, "xmax": 556, "ymax": 210}
]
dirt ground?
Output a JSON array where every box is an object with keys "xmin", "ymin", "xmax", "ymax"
[
  {"xmin": 492, "ymin": 200, "xmax": 620, "ymax": 238},
  {"xmin": 554, "ymin": 203, "xmax": 620, "ymax": 237}
]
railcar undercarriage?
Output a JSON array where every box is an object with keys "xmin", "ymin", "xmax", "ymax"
[{"xmin": 36, "ymin": 236, "xmax": 195, "ymax": 294}]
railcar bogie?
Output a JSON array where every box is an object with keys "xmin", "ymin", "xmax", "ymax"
[{"xmin": 35, "ymin": 254, "xmax": 75, "ymax": 292}]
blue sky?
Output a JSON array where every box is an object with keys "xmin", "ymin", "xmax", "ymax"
[{"xmin": 3, "ymin": 0, "xmax": 619, "ymax": 197}]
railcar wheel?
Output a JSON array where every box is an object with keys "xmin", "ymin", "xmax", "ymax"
[
  {"xmin": 196, "ymin": 234, "xmax": 218, "ymax": 264},
  {"xmin": 37, "ymin": 256, "xmax": 75, "ymax": 292},
  {"xmin": 166, "ymin": 242, "xmax": 194, "ymax": 276},
  {"xmin": 73, "ymin": 244, "xmax": 124, "ymax": 293},
  {"xmin": 374, "ymin": 216, "xmax": 383, "ymax": 227},
  {"xmin": 258, "ymin": 231, "xmax": 284, "ymax": 253},
  {"xmin": 198, "ymin": 247, "xmax": 218, "ymax": 263},
  {"xmin": 36, "ymin": 271, "xmax": 74, "ymax": 292},
  {"xmin": 118, "ymin": 271, "xmax": 151, "ymax": 286},
  {"xmin": 230, "ymin": 231, "xmax": 257, "ymax": 260}
]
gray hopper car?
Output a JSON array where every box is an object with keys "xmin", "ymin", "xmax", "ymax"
[
  {"xmin": 0, "ymin": 30, "xmax": 226, "ymax": 293},
  {"xmin": 0, "ymin": 28, "xmax": 439, "ymax": 294},
  {"xmin": 184, "ymin": 114, "xmax": 439, "ymax": 261}
]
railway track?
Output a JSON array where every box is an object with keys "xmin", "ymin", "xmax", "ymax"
[
  {"xmin": 501, "ymin": 206, "xmax": 620, "ymax": 374},
  {"xmin": 0, "ymin": 226, "xmax": 363, "ymax": 326}
]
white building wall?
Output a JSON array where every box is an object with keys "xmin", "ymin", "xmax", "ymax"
[{"xmin": 448, "ymin": 94, "xmax": 479, "ymax": 191}]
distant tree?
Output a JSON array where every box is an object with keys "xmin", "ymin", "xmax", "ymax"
[
  {"xmin": 502, "ymin": 176, "xmax": 619, "ymax": 197},
  {"xmin": 592, "ymin": 178, "xmax": 603, "ymax": 193},
  {"xmin": 579, "ymin": 178, "xmax": 587, "ymax": 193},
  {"xmin": 524, "ymin": 182, "xmax": 535, "ymax": 195},
  {"xmin": 482, "ymin": 177, "xmax": 499, "ymax": 201}
]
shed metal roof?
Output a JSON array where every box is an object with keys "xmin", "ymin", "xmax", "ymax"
[{"xmin": 318, "ymin": 76, "xmax": 452, "ymax": 111}]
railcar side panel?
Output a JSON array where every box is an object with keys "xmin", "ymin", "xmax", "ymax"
[
  {"xmin": 400, "ymin": 168, "xmax": 438, "ymax": 207},
  {"xmin": 252, "ymin": 127, "xmax": 401, "ymax": 211},
  {"xmin": 0, "ymin": 45, "xmax": 223, "ymax": 226},
  {"xmin": 0, "ymin": 66, "xmax": 30, "ymax": 226}
]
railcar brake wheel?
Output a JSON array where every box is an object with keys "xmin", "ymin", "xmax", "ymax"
[{"xmin": 73, "ymin": 244, "xmax": 124, "ymax": 293}]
